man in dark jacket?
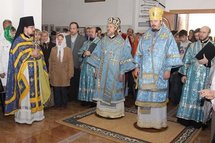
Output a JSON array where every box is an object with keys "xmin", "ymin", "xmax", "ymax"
[{"xmin": 66, "ymin": 22, "xmax": 86, "ymax": 101}]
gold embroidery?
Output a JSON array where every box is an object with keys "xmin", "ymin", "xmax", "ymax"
[
  {"xmin": 160, "ymin": 33, "xmax": 168, "ymax": 39},
  {"xmin": 91, "ymin": 55, "xmax": 100, "ymax": 61},
  {"xmin": 31, "ymin": 93, "xmax": 35, "ymax": 97},
  {"xmin": 96, "ymin": 107, "xmax": 124, "ymax": 118},
  {"xmin": 135, "ymin": 100, "xmax": 168, "ymax": 108},
  {"xmin": 104, "ymin": 89, "xmax": 112, "ymax": 96},
  {"xmin": 14, "ymin": 48, "xmax": 32, "ymax": 67},
  {"xmin": 137, "ymin": 119, "xmax": 168, "ymax": 129},
  {"xmin": 142, "ymin": 73, "xmax": 158, "ymax": 79},
  {"xmin": 103, "ymin": 49, "xmax": 112, "ymax": 97},
  {"xmin": 144, "ymin": 33, "xmax": 151, "ymax": 39},
  {"xmin": 141, "ymin": 83, "xmax": 157, "ymax": 90},
  {"xmin": 139, "ymin": 107, "xmax": 151, "ymax": 114},
  {"xmin": 21, "ymin": 34, "xmax": 33, "ymax": 41},
  {"xmin": 30, "ymin": 78, "xmax": 34, "ymax": 82},
  {"xmin": 103, "ymin": 48, "xmax": 107, "ymax": 54},
  {"xmin": 166, "ymin": 54, "xmax": 181, "ymax": 58},
  {"xmin": 11, "ymin": 42, "xmax": 33, "ymax": 54},
  {"xmin": 79, "ymin": 88, "xmax": 95, "ymax": 92},
  {"xmin": 120, "ymin": 58, "xmax": 133, "ymax": 65},
  {"xmin": 96, "ymin": 88, "xmax": 124, "ymax": 95},
  {"xmin": 29, "ymin": 63, "xmax": 34, "ymax": 68},
  {"xmin": 141, "ymin": 73, "xmax": 160, "ymax": 91}
]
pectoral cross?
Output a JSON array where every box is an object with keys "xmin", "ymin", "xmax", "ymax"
[{"xmin": 148, "ymin": 47, "xmax": 154, "ymax": 52}]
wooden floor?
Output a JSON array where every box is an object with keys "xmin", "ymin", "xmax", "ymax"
[{"xmin": 0, "ymin": 101, "xmax": 211, "ymax": 143}]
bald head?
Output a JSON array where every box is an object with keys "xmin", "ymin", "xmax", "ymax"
[
  {"xmin": 199, "ymin": 26, "xmax": 211, "ymax": 41},
  {"xmin": 201, "ymin": 26, "xmax": 211, "ymax": 33}
]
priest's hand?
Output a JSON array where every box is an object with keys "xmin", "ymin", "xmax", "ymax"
[
  {"xmin": 199, "ymin": 89, "xmax": 215, "ymax": 100},
  {"xmin": 32, "ymin": 49, "xmax": 40, "ymax": 58},
  {"xmin": 119, "ymin": 74, "xmax": 124, "ymax": 82},
  {"xmin": 94, "ymin": 69, "xmax": 98, "ymax": 78},
  {"xmin": 0, "ymin": 73, "xmax": 5, "ymax": 78},
  {"xmin": 133, "ymin": 68, "xmax": 140, "ymax": 78},
  {"xmin": 181, "ymin": 76, "xmax": 187, "ymax": 83},
  {"xmin": 198, "ymin": 54, "xmax": 208, "ymax": 65},
  {"xmin": 84, "ymin": 51, "xmax": 91, "ymax": 57},
  {"xmin": 163, "ymin": 71, "xmax": 171, "ymax": 80}
]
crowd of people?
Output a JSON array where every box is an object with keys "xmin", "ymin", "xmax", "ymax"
[{"xmin": 0, "ymin": 6, "xmax": 215, "ymax": 143}]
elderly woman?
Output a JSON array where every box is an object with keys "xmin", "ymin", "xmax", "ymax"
[{"xmin": 49, "ymin": 33, "xmax": 74, "ymax": 108}]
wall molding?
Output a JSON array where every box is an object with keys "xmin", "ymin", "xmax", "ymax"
[{"xmin": 169, "ymin": 9, "xmax": 215, "ymax": 14}]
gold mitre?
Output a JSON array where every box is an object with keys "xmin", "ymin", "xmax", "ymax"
[
  {"xmin": 149, "ymin": 7, "xmax": 164, "ymax": 20},
  {"xmin": 107, "ymin": 17, "xmax": 121, "ymax": 28}
]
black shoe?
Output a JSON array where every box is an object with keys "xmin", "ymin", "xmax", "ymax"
[
  {"xmin": 90, "ymin": 102, "xmax": 96, "ymax": 107},
  {"xmin": 81, "ymin": 101, "xmax": 88, "ymax": 106}
]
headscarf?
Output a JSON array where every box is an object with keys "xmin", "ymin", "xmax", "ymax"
[
  {"xmin": 56, "ymin": 34, "xmax": 67, "ymax": 62},
  {"xmin": 4, "ymin": 25, "xmax": 13, "ymax": 43}
]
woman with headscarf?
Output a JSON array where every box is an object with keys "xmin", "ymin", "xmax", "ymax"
[
  {"xmin": 0, "ymin": 25, "xmax": 16, "ymax": 113},
  {"xmin": 0, "ymin": 25, "xmax": 16, "ymax": 87},
  {"xmin": 49, "ymin": 33, "xmax": 74, "ymax": 108}
]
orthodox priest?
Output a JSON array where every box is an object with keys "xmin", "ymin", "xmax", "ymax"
[
  {"xmin": 87, "ymin": 17, "xmax": 135, "ymax": 118},
  {"xmin": 78, "ymin": 27, "xmax": 100, "ymax": 105},
  {"xmin": 133, "ymin": 7, "xmax": 182, "ymax": 129},
  {"xmin": 5, "ymin": 16, "xmax": 50, "ymax": 124},
  {"xmin": 177, "ymin": 26, "xmax": 214, "ymax": 128}
]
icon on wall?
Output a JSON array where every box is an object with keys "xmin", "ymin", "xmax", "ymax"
[
  {"xmin": 50, "ymin": 24, "xmax": 55, "ymax": 32},
  {"xmin": 42, "ymin": 24, "xmax": 49, "ymax": 32}
]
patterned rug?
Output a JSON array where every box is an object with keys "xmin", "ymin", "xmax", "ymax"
[{"xmin": 57, "ymin": 107, "xmax": 201, "ymax": 143}]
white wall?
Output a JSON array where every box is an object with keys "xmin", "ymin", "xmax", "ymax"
[
  {"xmin": 42, "ymin": 0, "xmax": 215, "ymax": 33},
  {"xmin": 42, "ymin": 0, "xmax": 134, "ymax": 32},
  {"xmin": 166, "ymin": 0, "xmax": 215, "ymax": 11},
  {"xmin": 22, "ymin": 0, "xmax": 42, "ymax": 30},
  {"xmin": 0, "ymin": 0, "xmax": 42, "ymax": 33},
  {"xmin": 0, "ymin": 0, "xmax": 13, "ymax": 33},
  {"xmin": 189, "ymin": 14, "xmax": 215, "ymax": 37}
]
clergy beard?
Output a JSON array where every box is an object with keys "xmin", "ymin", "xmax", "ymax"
[
  {"xmin": 151, "ymin": 28, "xmax": 160, "ymax": 32},
  {"xmin": 107, "ymin": 30, "xmax": 118, "ymax": 38},
  {"xmin": 89, "ymin": 37, "xmax": 95, "ymax": 41},
  {"xmin": 152, "ymin": 29, "xmax": 159, "ymax": 32},
  {"xmin": 24, "ymin": 33, "xmax": 32, "ymax": 39},
  {"xmin": 108, "ymin": 34, "xmax": 116, "ymax": 39},
  {"xmin": 201, "ymin": 37, "xmax": 209, "ymax": 43}
]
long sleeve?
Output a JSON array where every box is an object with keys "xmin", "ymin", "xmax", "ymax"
[
  {"xmin": 178, "ymin": 44, "xmax": 193, "ymax": 76},
  {"xmin": 87, "ymin": 40, "xmax": 102, "ymax": 69},
  {"xmin": 78, "ymin": 41, "xmax": 88, "ymax": 62},
  {"xmin": 134, "ymin": 37, "xmax": 143, "ymax": 68},
  {"xmin": 119, "ymin": 43, "xmax": 135, "ymax": 74},
  {"xmin": 164, "ymin": 34, "xmax": 182, "ymax": 71}
]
